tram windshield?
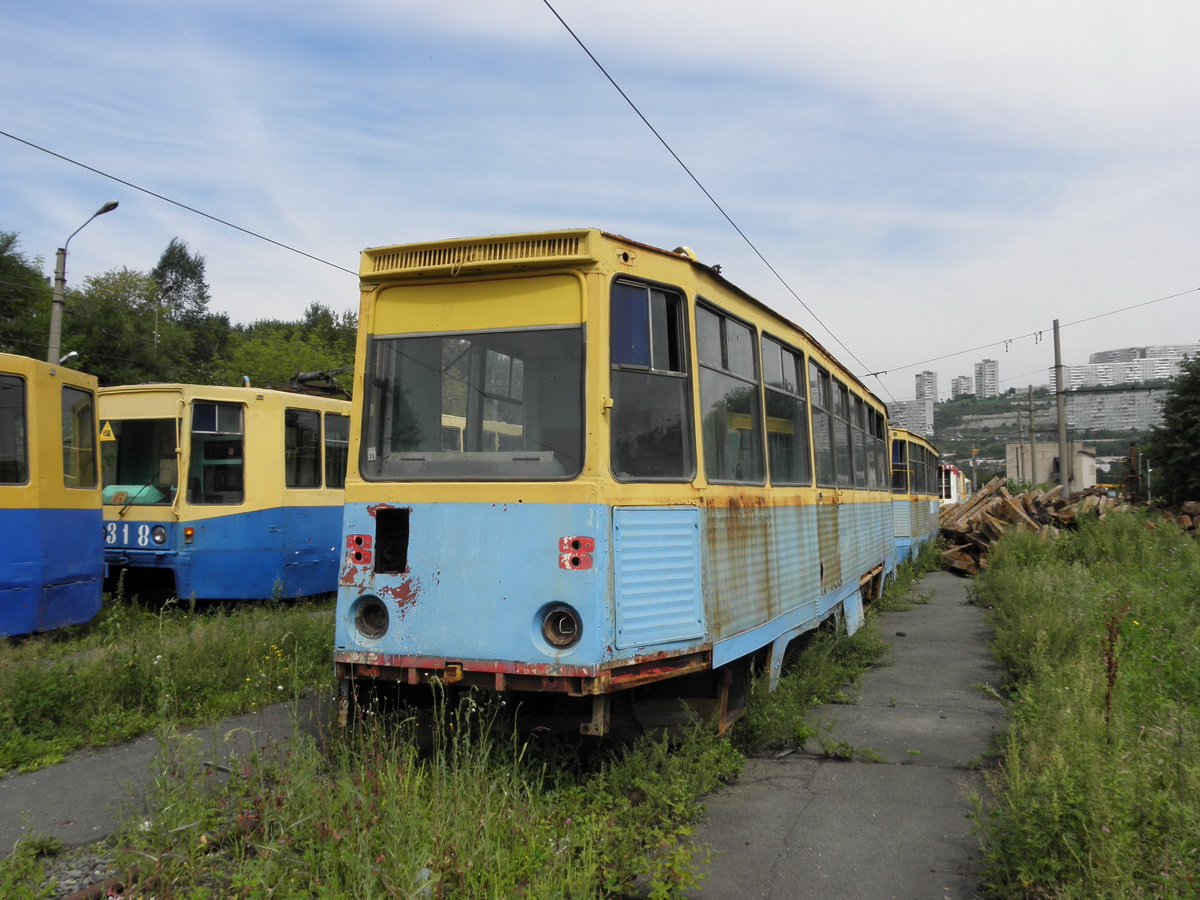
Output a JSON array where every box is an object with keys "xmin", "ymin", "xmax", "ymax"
[
  {"xmin": 361, "ymin": 327, "xmax": 584, "ymax": 481},
  {"xmin": 101, "ymin": 418, "xmax": 177, "ymax": 505}
]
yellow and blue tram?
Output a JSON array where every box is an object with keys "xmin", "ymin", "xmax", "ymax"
[
  {"xmin": 0, "ymin": 353, "xmax": 102, "ymax": 637},
  {"xmin": 889, "ymin": 426, "xmax": 941, "ymax": 562},
  {"xmin": 99, "ymin": 384, "xmax": 350, "ymax": 601},
  {"xmin": 334, "ymin": 229, "xmax": 898, "ymax": 734}
]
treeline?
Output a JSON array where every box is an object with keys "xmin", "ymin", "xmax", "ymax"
[{"xmin": 0, "ymin": 230, "xmax": 356, "ymax": 392}]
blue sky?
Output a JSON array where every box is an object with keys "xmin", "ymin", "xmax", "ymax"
[{"xmin": 3, "ymin": 0, "xmax": 1197, "ymax": 403}]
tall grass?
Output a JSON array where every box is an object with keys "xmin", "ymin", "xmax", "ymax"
[
  {"xmin": 111, "ymin": 693, "xmax": 742, "ymax": 899},
  {"xmin": 0, "ymin": 595, "xmax": 334, "ymax": 772},
  {"xmin": 974, "ymin": 511, "xmax": 1200, "ymax": 897}
]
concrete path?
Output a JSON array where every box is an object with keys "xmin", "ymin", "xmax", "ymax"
[
  {"xmin": 0, "ymin": 694, "xmax": 330, "ymax": 853},
  {"xmin": 688, "ymin": 570, "xmax": 1007, "ymax": 900}
]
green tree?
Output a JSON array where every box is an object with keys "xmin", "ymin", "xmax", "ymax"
[
  {"xmin": 0, "ymin": 232, "xmax": 51, "ymax": 358},
  {"xmin": 211, "ymin": 303, "xmax": 356, "ymax": 393},
  {"xmin": 1144, "ymin": 355, "xmax": 1200, "ymax": 505},
  {"xmin": 150, "ymin": 238, "xmax": 230, "ymax": 381},
  {"xmin": 60, "ymin": 268, "xmax": 194, "ymax": 385}
]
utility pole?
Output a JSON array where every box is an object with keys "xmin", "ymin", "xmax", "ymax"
[
  {"xmin": 1053, "ymin": 319, "xmax": 1070, "ymax": 492},
  {"xmin": 47, "ymin": 201, "xmax": 119, "ymax": 364},
  {"xmin": 1028, "ymin": 385, "xmax": 1037, "ymax": 485}
]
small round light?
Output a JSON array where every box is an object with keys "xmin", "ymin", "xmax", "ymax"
[
  {"xmin": 151, "ymin": 525, "xmax": 168, "ymax": 545},
  {"xmin": 541, "ymin": 605, "xmax": 582, "ymax": 648},
  {"xmin": 354, "ymin": 595, "xmax": 389, "ymax": 639}
]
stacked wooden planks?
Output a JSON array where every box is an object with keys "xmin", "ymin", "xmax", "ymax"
[{"xmin": 938, "ymin": 478, "xmax": 1125, "ymax": 575}]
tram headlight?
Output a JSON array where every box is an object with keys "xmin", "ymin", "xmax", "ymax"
[
  {"xmin": 151, "ymin": 525, "xmax": 168, "ymax": 545},
  {"xmin": 541, "ymin": 604, "xmax": 582, "ymax": 649},
  {"xmin": 353, "ymin": 594, "xmax": 389, "ymax": 640}
]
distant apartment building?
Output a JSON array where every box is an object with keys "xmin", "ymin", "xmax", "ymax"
[
  {"xmin": 915, "ymin": 370, "xmax": 938, "ymax": 403},
  {"xmin": 1054, "ymin": 344, "xmax": 1200, "ymax": 390},
  {"xmin": 1066, "ymin": 389, "xmax": 1167, "ymax": 432},
  {"xmin": 1088, "ymin": 344, "xmax": 1200, "ymax": 365},
  {"xmin": 890, "ymin": 399, "xmax": 934, "ymax": 436},
  {"xmin": 974, "ymin": 359, "xmax": 1000, "ymax": 399},
  {"xmin": 951, "ymin": 375, "xmax": 973, "ymax": 398}
]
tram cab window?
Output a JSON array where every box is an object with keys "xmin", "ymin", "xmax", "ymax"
[
  {"xmin": 361, "ymin": 327, "xmax": 583, "ymax": 481},
  {"xmin": 761, "ymin": 336, "xmax": 811, "ymax": 486},
  {"xmin": 0, "ymin": 374, "xmax": 27, "ymax": 484},
  {"xmin": 696, "ymin": 305, "xmax": 764, "ymax": 484},
  {"xmin": 285, "ymin": 408, "xmax": 321, "ymax": 488},
  {"xmin": 325, "ymin": 413, "xmax": 350, "ymax": 489},
  {"xmin": 101, "ymin": 417, "xmax": 177, "ymax": 505},
  {"xmin": 610, "ymin": 280, "xmax": 694, "ymax": 481},
  {"xmin": 188, "ymin": 401, "xmax": 244, "ymax": 504},
  {"xmin": 62, "ymin": 386, "xmax": 97, "ymax": 489}
]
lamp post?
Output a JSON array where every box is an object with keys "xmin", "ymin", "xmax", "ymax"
[{"xmin": 47, "ymin": 200, "xmax": 119, "ymax": 364}]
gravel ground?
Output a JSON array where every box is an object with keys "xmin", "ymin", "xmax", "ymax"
[{"xmin": 31, "ymin": 843, "xmax": 122, "ymax": 899}]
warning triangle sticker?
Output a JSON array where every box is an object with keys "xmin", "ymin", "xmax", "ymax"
[{"xmin": 99, "ymin": 421, "xmax": 116, "ymax": 441}]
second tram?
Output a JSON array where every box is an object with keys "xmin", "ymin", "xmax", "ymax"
[
  {"xmin": 100, "ymin": 384, "xmax": 350, "ymax": 601},
  {"xmin": 890, "ymin": 427, "xmax": 941, "ymax": 563}
]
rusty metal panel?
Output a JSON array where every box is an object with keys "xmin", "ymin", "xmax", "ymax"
[
  {"xmin": 703, "ymin": 499, "xmax": 773, "ymax": 639},
  {"xmin": 613, "ymin": 507, "xmax": 704, "ymax": 650},
  {"xmin": 817, "ymin": 501, "xmax": 842, "ymax": 592}
]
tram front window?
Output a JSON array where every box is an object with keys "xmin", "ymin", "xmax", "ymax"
[
  {"xmin": 101, "ymin": 418, "xmax": 177, "ymax": 505},
  {"xmin": 361, "ymin": 327, "xmax": 584, "ymax": 481}
]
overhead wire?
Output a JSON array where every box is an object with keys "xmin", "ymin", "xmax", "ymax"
[
  {"xmin": 0, "ymin": 129, "xmax": 358, "ymax": 278},
  {"xmin": 538, "ymin": 0, "xmax": 886, "ymax": 398}
]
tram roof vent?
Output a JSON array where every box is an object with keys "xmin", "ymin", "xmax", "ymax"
[{"xmin": 365, "ymin": 233, "xmax": 593, "ymax": 277}]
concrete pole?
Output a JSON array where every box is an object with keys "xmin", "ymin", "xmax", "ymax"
[
  {"xmin": 1053, "ymin": 319, "xmax": 1070, "ymax": 492},
  {"xmin": 46, "ymin": 247, "xmax": 68, "ymax": 364},
  {"xmin": 1028, "ymin": 385, "xmax": 1037, "ymax": 485},
  {"xmin": 46, "ymin": 201, "xmax": 119, "ymax": 364}
]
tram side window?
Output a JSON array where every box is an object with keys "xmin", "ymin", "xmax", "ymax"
[
  {"xmin": 761, "ymin": 336, "xmax": 811, "ymax": 486},
  {"xmin": 189, "ymin": 401, "xmax": 244, "ymax": 504},
  {"xmin": 873, "ymin": 411, "xmax": 888, "ymax": 489},
  {"xmin": 891, "ymin": 438, "xmax": 909, "ymax": 493},
  {"xmin": 697, "ymin": 305, "xmax": 764, "ymax": 484},
  {"xmin": 832, "ymin": 380, "xmax": 853, "ymax": 488},
  {"xmin": 285, "ymin": 408, "xmax": 321, "ymax": 488},
  {"xmin": 62, "ymin": 386, "xmax": 97, "ymax": 488},
  {"xmin": 0, "ymin": 375, "xmax": 27, "ymax": 484},
  {"xmin": 851, "ymin": 396, "xmax": 868, "ymax": 489},
  {"xmin": 809, "ymin": 362, "xmax": 836, "ymax": 487},
  {"xmin": 610, "ymin": 280, "xmax": 694, "ymax": 481},
  {"xmin": 325, "ymin": 413, "xmax": 350, "ymax": 489}
]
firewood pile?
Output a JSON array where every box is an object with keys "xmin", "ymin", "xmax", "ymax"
[{"xmin": 938, "ymin": 477, "xmax": 1127, "ymax": 576}]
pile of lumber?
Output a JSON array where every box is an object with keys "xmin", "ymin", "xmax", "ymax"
[{"xmin": 938, "ymin": 477, "xmax": 1124, "ymax": 576}]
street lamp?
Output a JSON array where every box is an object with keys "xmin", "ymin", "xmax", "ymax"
[{"xmin": 47, "ymin": 200, "xmax": 119, "ymax": 364}]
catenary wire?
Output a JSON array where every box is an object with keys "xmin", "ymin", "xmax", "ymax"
[{"xmin": 539, "ymin": 0, "xmax": 883, "ymax": 395}]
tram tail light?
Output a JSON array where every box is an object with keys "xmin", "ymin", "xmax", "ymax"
[{"xmin": 183, "ymin": 527, "xmax": 194, "ymax": 544}]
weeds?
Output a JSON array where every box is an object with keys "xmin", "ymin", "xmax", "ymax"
[
  {"xmin": 112, "ymin": 693, "xmax": 742, "ymax": 898},
  {"xmin": 0, "ymin": 592, "xmax": 334, "ymax": 773},
  {"xmin": 974, "ymin": 510, "xmax": 1200, "ymax": 897}
]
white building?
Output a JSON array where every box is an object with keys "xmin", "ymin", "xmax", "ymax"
[
  {"xmin": 915, "ymin": 370, "xmax": 938, "ymax": 404},
  {"xmin": 974, "ymin": 359, "xmax": 1000, "ymax": 399},
  {"xmin": 951, "ymin": 375, "xmax": 973, "ymax": 398}
]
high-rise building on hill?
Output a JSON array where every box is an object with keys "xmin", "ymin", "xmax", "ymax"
[{"xmin": 974, "ymin": 359, "xmax": 999, "ymax": 399}]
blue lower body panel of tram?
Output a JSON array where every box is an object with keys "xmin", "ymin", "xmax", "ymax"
[
  {"xmin": 0, "ymin": 508, "xmax": 103, "ymax": 637},
  {"xmin": 892, "ymin": 498, "xmax": 940, "ymax": 564},
  {"xmin": 105, "ymin": 506, "xmax": 343, "ymax": 601},
  {"xmin": 335, "ymin": 498, "xmax": 895, "ymax": 681}
]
